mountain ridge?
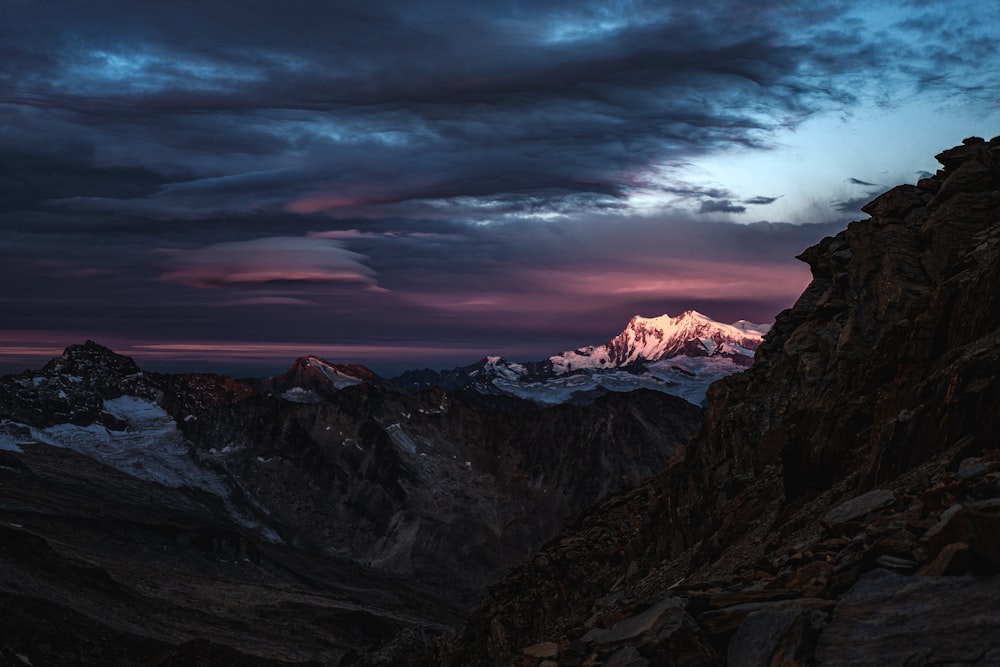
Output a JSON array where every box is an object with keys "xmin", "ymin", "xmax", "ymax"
[
  {"xmin": 391, "ymin": 310, "xmax": 770, "ymax": 406},
  {"xmin": 0, "ymin": 333, "xmax": 704, "ymax": 663},
  {"xmin": 434, "ymin": 135, "xmax": 1000, "ymax": 666},
  {"xmin": 550, "ymin": 310, "xmax": 769, "ymax": 372}
]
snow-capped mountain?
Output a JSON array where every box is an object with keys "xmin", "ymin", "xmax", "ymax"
[
  {"xmin": 549, "ymin": 310, "xmax": 769, "ymax": 373},
  {"xmin": 393, "ymin": 311, "xmax": 772, "ymax": 406}
]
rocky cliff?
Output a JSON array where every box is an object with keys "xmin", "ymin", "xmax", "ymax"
[{"xmin": 436, "ymin": 137, "xmax": 1000, "ymax": 666}]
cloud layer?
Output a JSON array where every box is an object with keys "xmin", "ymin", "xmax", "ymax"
[
  {"xmin": 0, "ymin": 0, "xmax": 997, "ymax": 373},
  {"xmin": 161, "ymin": 237, "xmax": 381, "ymax": 290}
]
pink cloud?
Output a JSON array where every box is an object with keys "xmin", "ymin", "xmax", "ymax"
[
  {"xmin": 123, "ymin": 341, "xmax": 498, "ymax": 368},
  {"xmin": 0, "ymin": 332, "xmax": 500, "ymax": 376},
  {"xmin": 161, "ymin": 236, "xmax": 383, "ymax": 290},
  {"xmin": 285, "ymin": 195, "xmax": 364, "ymax": 214},
  {"xmin": 223, "ymin": 296, "xmax": 318, "ymax": 306},
  {"xmin": 405, "ymin": 260, "xmax": 810, "ymax": 317},
  {"xmin": 307, "ymin": 229, "xmax": 451, "ymax": 240},
  {"xmin": 564, "ymin": 260, "xmax": 812, "ymax": 300}
]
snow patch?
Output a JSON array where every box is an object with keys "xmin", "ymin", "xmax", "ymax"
[
  {"xmin": 10, "ymin": 397, "xmax": 282, "ymax": 543},
  {"xmin": 279, "ymin": 386, "xmax": 322, "ymax": 403},
  {"xmin": 731, "ymin": 319, "xmax": 771, "ymax": 336},
  {"xmin": 482, "ymin": 357, "xmax": 527, "ymax": 382},
  {"xmin": 26, "ymin": 396, "xmax": 229, "ymax": 494},
  {"xmin": 305, "ymin": 357, "xmax": 364, "ymax": 389},
  {"xmin": 489, "ymin": 354, "xmax": 746, "ymax": 406},
  {"xmin": 0, "ymin": 426, "xmax": 23, "ymax": 453},
  {"xmin": 385, "ymin": 423, "xmax": 417, "ymax": 454}
]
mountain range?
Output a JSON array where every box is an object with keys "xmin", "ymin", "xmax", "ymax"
[
  {"xmin": 0, "ymin": 338, "xmax": 702, "ymax": 663},
  {"xmin": 265, "ymin": 309, "xmax": 769, "ymax": 407}
]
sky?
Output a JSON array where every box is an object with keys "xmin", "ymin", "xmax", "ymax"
[{"xmin": 1, "ymin": 0, "xmax": 998, "ymax": 376}]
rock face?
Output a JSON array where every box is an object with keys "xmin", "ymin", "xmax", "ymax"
[
  {"xmin": 814, "ymin": 570, "xmax": 1000, "ymax": 666},
  {"xmin": 181, "ymin": 381, "xmax": 702, "ymax": 603},
  {"xmin": 244, "ymin": 355, "xmax": 378, "ymax": 402},
  {"xmin": 436, "ymin": 137, "xmax": 1000, "ymax": 666},
  {"xmin": 0, "ymin": 341, "xmax": 702, "ymax": 663}
]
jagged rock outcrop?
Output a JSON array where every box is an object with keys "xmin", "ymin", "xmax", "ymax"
[
  {"xmin": 0, "ymin": 340, "xmax": 153, "ymax": 427},
  {"xmin": 245, "ymin": 355, "xmax": 378, "ymax": 402},
  {"xmin": 436, "ymin": 136, "xmax": 1000, "ymax": 666}
]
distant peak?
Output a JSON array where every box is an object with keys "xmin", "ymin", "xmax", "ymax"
[
  {"xmin": 70, "ymin": 340, "xmax": 117, "ymax": 355},
  {"xmin": 628, "ymin": 311, "xmax": 713, "ymax": 331},
  {"xmin": 628, "ymin": 310, "xmax": 763, "ymax": 331},
  {"xmin": 287, "ymin": 355, "xmax": 377, "ymax": 381},
  {"xmin": 679, "ymin": 309, "xmax": 713, "ymax": 321},
  {"xmin": 548, "ymin": 309, "xmax": 773, "ymax": 373},
  {"xmin": 44, "ymin": 340, "xmax": 141, "ymax": 377},
  {"xmin": 60, "ymin": 340, "xmax": 129, "ymax": 362},
  {"xmin": 293, "ymin": 354, "xmax": 330, "ymax": 367}
]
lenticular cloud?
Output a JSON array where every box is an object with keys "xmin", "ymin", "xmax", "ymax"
[{"xmin": 161, "ymin": 236, "xmax": 381, "ymax": 289}]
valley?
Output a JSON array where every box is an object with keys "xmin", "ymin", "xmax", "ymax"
[{"xmin": 0, "ymin": 339, "xmax": 701, "ymax": 664}]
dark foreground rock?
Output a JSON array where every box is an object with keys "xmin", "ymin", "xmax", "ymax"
[
  {"xmin": 435, "ymin": 138, "xmax": 1000, "ymax": 665},
  {"xmin": 815, "ymin": 570, "xmax": 1000, "ymax": 666},
  {"xmin": 0, "ymin": 447, "xmax": 459, "ymax": 666}
]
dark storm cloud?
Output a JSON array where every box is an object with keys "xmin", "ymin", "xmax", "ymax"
[
  {"xmin": 698, "ymin": 199, "xmax": 747, "ymax": 214},
  {"xmin": 848, "ymin": 178, "xmax": 881, "ymax": 187},
  {"xmin": 743, "ymin": 196, "xmax": 781, "ymax": 206},
  {"xmin": 0, "ymin": 141, "xmax": 172, "ymax": 212},
  {"xmin": 831, "ymin": 196, "xmax": 873, "ymax": 214},
  {"xmin": 831, "ymin": 177, "xmax": 886, "ymax": 214},
  {"xmin": 3, "ymin": 0, "xmax": 988, "ymax": 223}
]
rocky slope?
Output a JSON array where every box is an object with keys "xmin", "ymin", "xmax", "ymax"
[
  {"xmin": 435, "ymin": 137, "xmax": 1000, "ymax": 666},
  {"xmin": 0, "ymin": 342, "xmax": 702, "ymax": 663},
  {"xmin": 244, "ymin": 355, "xmax": 378, "ymax": 402}
]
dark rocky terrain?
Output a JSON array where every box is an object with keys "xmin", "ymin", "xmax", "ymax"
[
  {"xmin": 0, "ymin": 341, "xmax": 700, "ymax": 663},
  {"xmin": 4, "ymin": 135, "xmax": 999, "ymax": 666},
  {"xmin": 435, "ymin": 136, "xmax": 1000, "ymax": 665}
]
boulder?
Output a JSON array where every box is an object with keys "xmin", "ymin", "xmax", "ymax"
[
  {"xmin": 727, "ymin": 607, "xmax": 827, "ymax": 667},
  {"xmin": 814, "ymin": 569, "xmax": 1000, "ymax": 665},
  {"xmin": 823, "ymin": 489, "xmax": 897, "ymax": 524}
]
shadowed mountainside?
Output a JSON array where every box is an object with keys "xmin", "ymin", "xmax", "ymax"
[
  {"xmin": 435, "ymin": 137, "xmax": 1000, "ymax": 666},
  {"xmin": 0, "ymin": 341, "xmax": 701, "ymax": 664}
]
